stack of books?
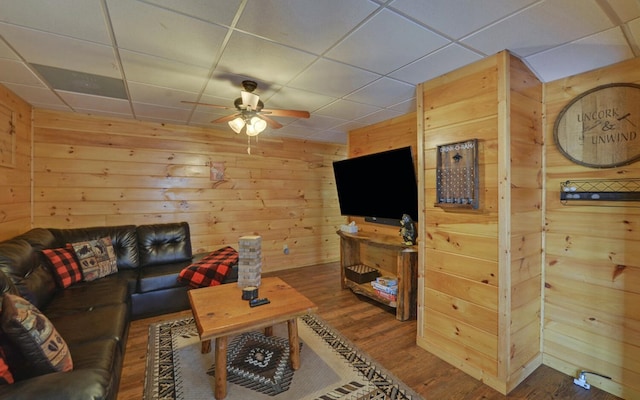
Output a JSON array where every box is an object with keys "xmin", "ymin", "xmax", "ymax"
[{"xmin": 371, "ymin": 276, "xmax": 398, "ymax": 302}]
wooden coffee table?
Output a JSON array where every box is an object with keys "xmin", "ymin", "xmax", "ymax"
[{"xmin": 188, "ymin": 277, "xmax": 318, "ymax": 400}]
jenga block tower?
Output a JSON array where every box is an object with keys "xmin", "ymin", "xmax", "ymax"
[{"xmin": 237, "ymin": 235, "xmax": 262, "ymax": 287}]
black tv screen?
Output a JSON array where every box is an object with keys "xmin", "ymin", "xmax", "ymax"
[{"xmin": 332, "ymin": 146, "xmax": 419, "ymax": 225}]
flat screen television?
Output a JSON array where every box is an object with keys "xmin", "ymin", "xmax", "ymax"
[{"xmin": 332, "ymin": 146, "xmax": 418, "ymax": 226}]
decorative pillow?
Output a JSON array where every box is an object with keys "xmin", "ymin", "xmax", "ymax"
[
  {"xmin": 0, "ymin": 346, "xmax": 13, "ymax": 385},
  {"xmin": 70, "ymin": 237, "xmax": 118, "ymax": 281},
  {"xmin": 177, "ymin": 246, "xmax": 238, "ymax": 288},
  {"xmin": 42, "ymin": 245, "xmax": 83, "ymax": 288},
  {"xmin": 1, "ymin": 294, "xmax": 73, "ymax": 376}
]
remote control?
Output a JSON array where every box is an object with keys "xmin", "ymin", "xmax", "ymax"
[{"xmin": 249, "ymin": 298, "xmax": 270, "ymax": 307}]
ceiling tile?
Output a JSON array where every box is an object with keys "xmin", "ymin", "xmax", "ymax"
[
  {"xmin": 0, "ymin": 59, "xmax": 44, "ymax": 86},
  {"xmin": 132, "ymin": 102, "xmax": 192, "ymax": 122},
  {"xmin": 203, "ymin": 74, "xmax": 260, "ymax": 100},
  {"xmin": 315, "ymin": 99, "xmax": 381, "ymax": 120},
  {"xmin": 2, "ymin": 82, "xmax": 68, "ymax": 108},
  {"xmin": 265, "ymin": 87, "xmax": 336, "ymax": 113},
  {"xmin": 237, "ymin": 0, "xmax": 379, "ymax": 54},
  {"xmin": 0, "ymin": 40, "xmax": 19, "ymax": 60},
  {"xmin": 389, "ymin": 0, "xmax": 537, "ymax": 39},
  {"xmin": 216, "ymin": 32, "xmax": 318, "ymax": 86},
  {"xmin": 325, "ymin": 9, "xmax": 449, "ymax": 74},
  {"xmin": 289, "ymin": 58, "xmax": 380, "ymax": 98},
  {"xmin": 344, "ymin": 77, "xmax": 415, "ymax": 108},
  {"xmin": 107, "ymin": 0, "xmax": 228, "ymax": 68},
  {"xmin": 120, "ymin": 50, "xmax": 210, "ymax": 92},
  {"xmin": 390, "ymin": 43, "xmax": 483, "ymax": 85},
  {"xmin": 356, "ymin": 108, "xmax": 404, "ymax": 126},
  {"xmin": 141, "ymin": 0, "xmax": 243, "ymax": 25},
  {"xmin": 388, "ymin": 98, "xmax": 416, "ymax": 115},
  {"xmin": 290, "ymin": 114, "xmax": 348, "ymax": 130},
  {"xmin": 0, "ymin": 0, "xmax": 111, "ymax": 44},
  {"xmin": 308, "ymin": 129, "xmax": 348, "ymax": 144},
  {"xmin": 128, "ymin": 82, "xmax": 199, "ymax": 109},
  {"xmin": 462, "ymin": 0, "xmax": 614, "ymax": 57},
  {"xmin": 58, "ymin": 91, "xmax": 132, "ymax": 114},
  {"xmin": 190, "ymin": 108, "xmax": 232, "ymax": 126},
  {"xmin": 524, "ymin": 26, "xmax": 635, "ymax": 82},
  {"xmin": 0, "ymin": 23, "xmax": 120, "ymax": 78}
]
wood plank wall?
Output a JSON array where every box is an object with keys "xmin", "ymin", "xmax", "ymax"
[
  {"xmin": 347, "ymin": 112, "xmax": 418, "ymax": 238},
  {"xmin": 504, "ymin": 54, "xmax": 544, "ymax": 390},
  {"xmin": 31, "ymin": 109, "xmax": 346, "ymax": 271},
  {"xmin": 417, "ymin": 51, "xmax": 543, "ymax": 394},
  {"xmin": 420, "ymin": 54, "xmax": 503, "ymax": 390},
  {"xmin": 0, "ymin": 85, "xmax": 32, "ymax": 240},
  {"xmin": 544, "ymin": 57, "xmax": 640, "ymax": 399}
]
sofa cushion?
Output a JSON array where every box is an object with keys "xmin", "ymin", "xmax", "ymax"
[
  {"xmin": 49, "ymin": 225, "xmax": 139, "ymax": 270},
  {"xmin": 67, "ymin": 338, "xmax": 118, "ymax": 372},
  {"xmin": 137, "ymin": 260, "xmax": 192, "ymax": 293},
  {"xmin": 50, "ymin": 303, "xmax": 128, "ymax": 346},
  {"xmin": 1, "ymin": 294, "xmax": 73, "ymax": 377},
  {"xmin": 70, "ymin": 238, "xmax": 117, "ymax": 282},
  {"xmin": 177, "ymin": 246, "xmax": 238, "ymax": 288},
  {"xmin": 137, "ymin": 222, "xmax": 192, "ymax": 268},
  {"xmin": 44, "ymin": 274, "xmax": 132, "ymax": 319},
  {"xmin": 42, "ymin": 246, "xmax": 83, "ymax": 288}
]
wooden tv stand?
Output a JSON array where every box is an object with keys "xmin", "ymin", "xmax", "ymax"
[{"xmin": 337, "ymin": 230, "xmax": 417, "ymax": 321}]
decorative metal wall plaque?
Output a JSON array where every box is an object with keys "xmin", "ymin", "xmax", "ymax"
[
  {"xmin": 436, "ymin": 139, "xmax": 479, "ymax": 209},
  {"xmin": 0, "ymin": 103, "xmax": 16, "ymax": 168}
]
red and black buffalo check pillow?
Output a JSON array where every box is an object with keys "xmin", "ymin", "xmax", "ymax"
[
  {"xmin": 178, "ymin": 246, "xmax": 239, "ymax": 288},
  {"xmin": 42, "ymin": 245, "xmax": 83, "ymax": 288}
]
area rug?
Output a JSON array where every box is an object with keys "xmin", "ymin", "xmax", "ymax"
[{"xmin": 144, "ymin": 314, "xmax": 423, "ymax": 399}]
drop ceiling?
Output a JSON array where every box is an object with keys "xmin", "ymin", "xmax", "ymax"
[{"xmin": 0, "ymin": 0, "xmax": 639, "ymax": 144}]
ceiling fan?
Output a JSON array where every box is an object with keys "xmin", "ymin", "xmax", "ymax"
[{"xmin": 183, "ymin": 80, "xmax": 310, "ymax": 136}]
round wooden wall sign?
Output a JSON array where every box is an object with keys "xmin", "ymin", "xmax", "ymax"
[{"xmin": 553, "ymin": 83, "xmax": 640, "ymax": 168}]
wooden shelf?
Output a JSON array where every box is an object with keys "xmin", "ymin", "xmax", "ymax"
[
  {"xmin": 343, "ymin": 279, "xmax": 398, "ymax": 308},
  {"xmin": 337, "ymin": 230, "xmax": 417, "ymax": 321}
]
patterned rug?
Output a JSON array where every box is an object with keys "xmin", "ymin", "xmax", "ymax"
[{"xmin": 144, "ymin": 314, "xmax": 423, "ymax": 400}]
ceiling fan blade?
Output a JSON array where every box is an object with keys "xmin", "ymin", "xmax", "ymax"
[
  {"xmin": 181, "ymin": 100, "xmax": 235, "ymax": 110},
  {"xmin": 260, "ymin": 115, "xmax": 283, "ymax": 129},
  {"xmin": 260, "ymin": 108, "xmax": 310, "ymax": 118},
  {"xmin": 212, "ymin": 113, "xmax": 240, "ymax": 123}
]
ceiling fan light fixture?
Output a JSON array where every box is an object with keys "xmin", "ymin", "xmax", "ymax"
[
  {"xmin": 251, "ymin": 116, "xmax": 267, "ymax": 132},
  {"xmin": 246, "ymin": 116, "xmax": 266, "ymax": 136},
  {"xmin": 241, "ymin": 90, "xmax": 260, "ymax": 110},
  {"xmin": 228, "ymin": 117, "xmax": 245, "ymax": 133}
]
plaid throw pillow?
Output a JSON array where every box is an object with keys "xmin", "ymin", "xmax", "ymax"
[
  {"xmin": 178, "ymin": 246, "xmax": 238, "ymax": 288},
  {"xmin": 42, "ymin": 245, "xmax": 83, "ymax": 288},
  {"xmin": 0, "ymin": 346, "xmax": 13, "ymax": 385}
]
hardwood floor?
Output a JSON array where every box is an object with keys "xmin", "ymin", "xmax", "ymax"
[{"xmin": 117, "ymin": 262, "xmax": 621, "ymax": 400}]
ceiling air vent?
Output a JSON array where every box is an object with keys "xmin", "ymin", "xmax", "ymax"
[{"xmin": 31, "ymin": 64, "xmax": 128, "ymax": 100}]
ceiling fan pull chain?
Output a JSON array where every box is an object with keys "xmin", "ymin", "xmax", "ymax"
[{"xmin": 247, "ymin": 135, "xmax": 251, "ymax": 155}]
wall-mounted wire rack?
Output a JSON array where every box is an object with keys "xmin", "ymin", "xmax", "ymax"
[{"xmin": 560, "ymin": 178, "xmax": 640, "ymax": 203}]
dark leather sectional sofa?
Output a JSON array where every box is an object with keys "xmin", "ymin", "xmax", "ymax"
[{"xmin": 0, "ymin": 222, "xmax": 237, "ymax": 400}]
